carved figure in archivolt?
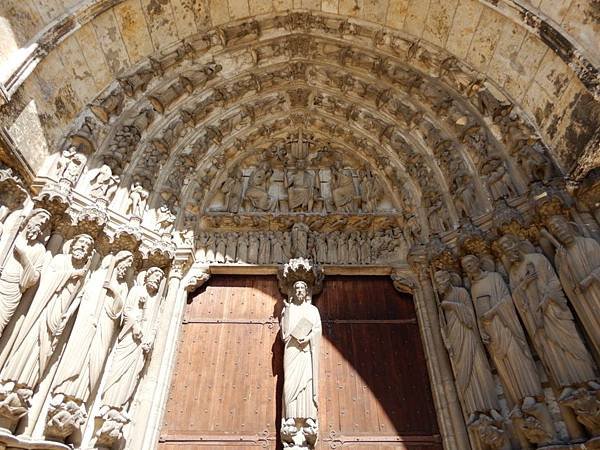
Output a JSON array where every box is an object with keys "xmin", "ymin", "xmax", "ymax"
[
  {"xmin": 101, "ymin": 268, "xmax": 165, "ymax": 411},
  {"xmin": 127, "ymin": 182, "xmax": 149, "ymax": 217},
  {"xmin": 1, "ymin": 234, "xmax": 94, "ymax": 392},
  {"xmin": 328, "ymin": 161, "xmax": 357, "ymax": 213},
  {"xmin": 460, "ymin": 255, "xmax": 543, "ymax": 403},
  {"xmin": 89, "ymin": 164, "xmax": 120, "ymax": 202},
  {"xmin": 498, "ymin": 234, "xmax": 596, "ymax": 389},
  {"xmin": 433, "ymin": 270, "xmax": 498, "ymax": 415},
  {"xmin": 55, "ymin": 147, "xmax": 86, "ymax": 186},
  {"xmin": 244, "ymin": 161, "xmax": 275, "ymax": 212},
  {"xmin": 546, "ymin": 215, "xmax": 600, "ymax": 359},
  {"xmin": 279, "ymin": 259, "xmax": 322, "ymax": 449},
  {"xmin": 155, "ymin": 205, "xmax": 176, "ymax": 233},
  {"xmin": 52, "ymin": 251, "xmax": 134, "ymax": 406},
  {"xmin": 0, "ymin": 209, "xmax": 51, "ymax": 336}
]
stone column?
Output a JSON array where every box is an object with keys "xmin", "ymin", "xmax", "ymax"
[
  {"xmin": 135, "ymin": 260, "xmax": 207, "ymax": 450},
  {"xmin": 400, "ymin": 248, "xmax": 471, "ymax": 450}
]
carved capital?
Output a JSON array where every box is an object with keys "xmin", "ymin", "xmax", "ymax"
[
  {"xmin": 390, "ymin": 269, "xmax": 417, "ymax": 294},
  {"xmin": 183, "ymin": 269, "xmax": 210, "ymax": 292}
]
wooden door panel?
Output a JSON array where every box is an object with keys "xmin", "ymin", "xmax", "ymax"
[{"xmin": 159, "ymin": 276, "xmax": 441, "ymax": 450}]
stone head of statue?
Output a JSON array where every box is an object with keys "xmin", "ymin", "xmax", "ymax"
[
  {"xmin": 144, "ymin": 267, "xmax": 164, "ymax": 295},
  {"xmin": 24, "ymin": 209, "xmax": 51, "ymax": 241},
  {"xmin": 547, "ymin": 215, "xmax": 576, "ymax": 246},
  {"xmin": 292, "ymin": 280, "xmax": 310, "ymax": 305},
  {"xmin": 114, "ymin": 251, "xmax": 134, "ymax": 281},
  {"xmin": 433, "ymin": 270, "xmax": 451, "ymax": 295},
  {"xmin": 497, "ymin": 235, "xmax": 522, "ymax": 264},
  {"xmin": 70, "ymin": 234, "xmax": 94, "ymax": 263},
  {"xmin": 460, "ymin": 254, "xmax": 481, "ymax": 277}
]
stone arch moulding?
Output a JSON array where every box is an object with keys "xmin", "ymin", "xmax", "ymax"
[{"xmin": 0, "ymin": 4, "xmax": 599, "ymax": 450}]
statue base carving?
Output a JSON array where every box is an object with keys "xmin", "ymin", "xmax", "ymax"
[
  {"xmin": 559, "ymin": 383, "xmax": 600, "ymax": 437},
  {"xmin": 0, "ymin": 428, "xmax": 70, "ymax": 450},
  {"xmin": 94, "ymin": 406, "xmax": 130, "ymax": 450},
  {"xmin": 467, "ymin": 410, "xmax": 509, "ymax": 450},
  {"xmin": 0, "ymin": 382, "xmax": 32, "ymax": 433},
  {"xmin": 280, "ymin": 418, "xmax": 318, "ymax": 449},
  {"xmin": 509, "ymin": 397, "xmax": 556, "ymax": 447},
  {"xmin": 44, "ymin": 394, "xmax": 87, "ymax": 441}
]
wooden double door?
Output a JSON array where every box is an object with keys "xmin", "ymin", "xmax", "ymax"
[{"xmin": 159, "ymin": 275, "xmax": 442, "ymax": 450}]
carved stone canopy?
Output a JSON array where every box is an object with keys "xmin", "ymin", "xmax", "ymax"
[{"xmin": 277, "ymin": 257, "xmax": 324, "ymax": 297}]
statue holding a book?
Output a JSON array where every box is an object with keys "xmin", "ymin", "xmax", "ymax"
[{"xmin": 278, "ymin": 258, "xmax": 323, "ymax": 449}]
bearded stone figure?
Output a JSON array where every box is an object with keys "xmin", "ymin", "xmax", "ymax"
[
  {"xmin": 0, "ymin": 209, "xmax": 51, "ymax": 336},
  {"xmin": 101, "ymin": 267, "xmax": 164, "ymax": 410},
  {"xmin": 95, "ymin": 267, "xmax": 165, "ymax": 448},
  {"xmin": 461, "ymin": 254, "xmax": 556, "ymax": 446},
  {"xmin": 546, "ymin": 215, "xmax": 600, "ymax": 358},
  {"xmin": 498, "ymin": 234, "xmax": 596, "ymax": 389},
  {"xmin": 0, "ymin": 234, "xmax": 94, "ymax": 427},
  {"xmin": 49, "ymin": 250, "xmax": 134, "ymax": 438},
  {"xmin": 461, "ymin": 254, "xmax": 543, "ymax": 403},
  {"xmin": 279, "ymin": 258, "xmax": 323, "ymax": 449},
  {"xmin": 433, "ymin": 271, "xmax": 499, "ymax": 415}
]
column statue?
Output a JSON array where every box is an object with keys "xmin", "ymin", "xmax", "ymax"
[
  {"xmin": 497, "ymin": 234, "xmax": 596, "ymax": 389},
  {"xmin": 0, "ymin": 209, "xmax": 51, "ymax": 336},
  {"xmin": 461, "ymin": 254, "xmax": 555, "ymax": 446},
  {"xmin": 95, "ymin": 267, "xmax": 166, "ymax": 449},
  {"xmin": 0, "ymin": 234, "xmax": 94, "ymax": 429},
  {"xmin": 46, "ymin": 250, "xmax": 134, "ymax": 440},
  {"xmin": 546, "ymin": 215, "xmax": 600, "ymax": 358},
  {"xmin": 433, "ymin": 270, "xmax": 507, "ymax": 450},
  {"xmin": 278, "ymin": 258, "xmax": 323, "ymax": 449}
]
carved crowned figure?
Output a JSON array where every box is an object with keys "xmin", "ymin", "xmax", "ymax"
[
  {"xmin": 498, "ymin": 234, "xmax": 596, "ymax": 389},
  {"xmin": 0, "ymin": 234, "xmax": 94, "ymax": 401},
  {"xmin": 51, "ymin": 251, "xmax": 134, "ymax": 407},
  {"xmin": 278, "ymin": 258, "xmax": 323, "ymax": 449}
]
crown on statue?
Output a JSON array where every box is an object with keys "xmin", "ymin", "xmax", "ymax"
[{"xmin": 278, "ymin": 257, "xmax": 324, "ymax": 297}]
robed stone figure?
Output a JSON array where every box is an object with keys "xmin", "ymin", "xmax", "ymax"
[
  {"xmin": 1, "ymin": 234, "xmax": 94, "ymax": 392},
  {"xmin": 434, "ymin": 270, "xmax": 498, "ymax": 415},
  {"xmin": 281, "ymin": 280, "xmax": 321, "ymax": 421},
  {"xmin": 52, "ymin": 250, "xmax": 134, "ymax": 404},
  {"xmin": 0, "ymin": 209, "xmax": 51, "ymax": 336},
  {"xmin": 278, "ymin": 258, "xmax": 323, "ymax": 450},
  {"xmin": 547, "ymin": 215, "xmax": 600, "ymax": 358},
  {"xmin": 461, "ymin": 255, "xmax": 543, "ymax": 404},
  {"xmin": 101, "ymin": 267, "xmax": 165, "ymax": 410},
  {"xmin": 498, "ymin": 234, "xmax": 596, "ymax": 389}
]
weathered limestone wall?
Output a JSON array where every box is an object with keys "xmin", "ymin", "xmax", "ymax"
[{"xmin": 0, "ymin": 0, "xmax": 599, "ymax": 181}]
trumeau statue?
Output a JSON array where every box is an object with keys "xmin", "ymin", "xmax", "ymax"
[
  {"xmin": 546, "ymin": 215, "xmax": 600, "ymax": 358},
  {"xmin": 0, "ymin": 209, "xmax": 51, "ymax": 336},
  {"xmin": 0, "ymin": 234, "xmax": 94, "ymax": 426},
  {"xmin": 51, "ymin": 251, "xmax": 134, "ymax": 406},
  {"xmin": 433, "ymin": 270, "xmax": 499, "ymax": 415},
  {"xmin": 278, "ymin": 258, "xmax": 323, "ymax": 449},
  {"xmin": 498, "ymin": 234, "xmax": 597, "ymax": 389}
]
